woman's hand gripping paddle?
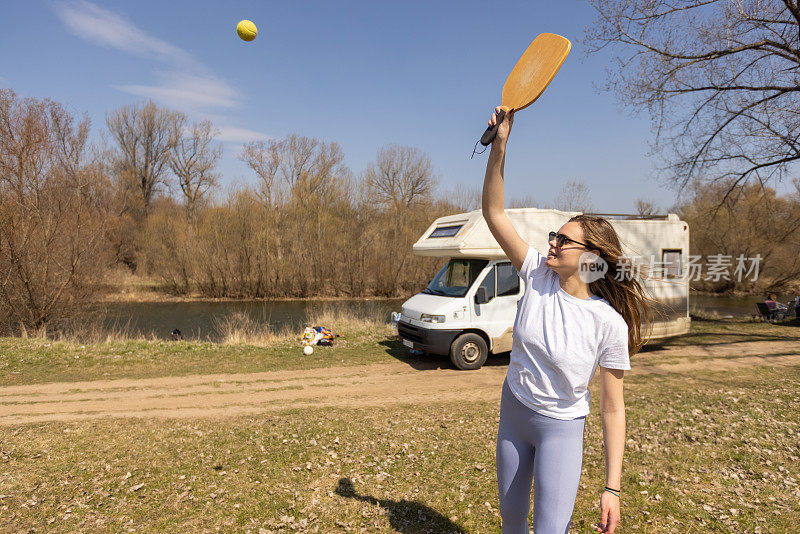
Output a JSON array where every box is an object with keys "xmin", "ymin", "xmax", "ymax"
[{"xmin": 476, "ymin": 33, "xmax": 571, "ymax": 152}]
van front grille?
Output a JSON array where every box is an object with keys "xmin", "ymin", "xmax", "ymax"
[{"xmin": 397, "ymin": 321, "xmax": 423, "ymax": 343}]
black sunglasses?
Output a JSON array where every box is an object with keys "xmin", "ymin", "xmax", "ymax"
[{"xmin": 549, "ymin": 231, "xmax": 592, "ymax": 250}]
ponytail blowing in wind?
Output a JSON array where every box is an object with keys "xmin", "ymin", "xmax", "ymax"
[{"xmin": 568, "ymin": 214, "xmax": 658, "ymax": 356}]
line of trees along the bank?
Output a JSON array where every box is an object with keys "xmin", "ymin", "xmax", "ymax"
[{"xmin": 2, "ymin": 88, "xmax": 799, "ymax": 335}]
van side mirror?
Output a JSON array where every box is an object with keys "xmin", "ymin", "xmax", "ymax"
[{"xmin": 475, "ymin": 287, "xmax": 488, "ymax": 305}]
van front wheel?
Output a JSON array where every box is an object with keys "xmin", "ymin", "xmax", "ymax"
[{"xmin": 450, "ymin": 333, "xmax": 488, "ymax": 370}]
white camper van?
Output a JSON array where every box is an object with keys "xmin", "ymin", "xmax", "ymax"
[{"xmin": 395, "ymin": 208, "xmax": 690, "ymax": 370}]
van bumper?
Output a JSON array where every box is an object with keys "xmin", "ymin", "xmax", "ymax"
[{"xmin": 397, "ymin": 319, "xmax": 461, "ymax": 356}]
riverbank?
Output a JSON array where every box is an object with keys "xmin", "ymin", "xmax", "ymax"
[{"xmin": 74, "ymin": 275, "xmax": 799, "ymax": 344}]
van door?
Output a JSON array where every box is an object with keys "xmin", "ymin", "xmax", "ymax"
[{"xmin": 469, "ymin": 261, "xmax": 521, "ymax": 353}]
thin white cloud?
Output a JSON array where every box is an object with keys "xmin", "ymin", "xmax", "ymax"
[
  {"xmin": 113, "ymin": 72, "xmax": 240, "ymax": 110},
  {"xmin": 216, "ymin": 125, "xmax": 272, "ymax": 143},
  {"xmin": 54, "ymin": 1, "xmax": 196, "ymax": 67},
  {"xmin": 54, "ymin": 1, "xmax": 244, "ymax": 113}
]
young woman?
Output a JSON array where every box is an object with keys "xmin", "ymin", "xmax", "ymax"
[{"xmin": 482, "ymin": 107, "xmax": 654, "ymax": 533}]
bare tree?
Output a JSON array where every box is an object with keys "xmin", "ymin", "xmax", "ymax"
[
  {"xmin": 0, "ymin": 89, "xmax": 109, "ymax": 334},
  {"xmin": 676, "ymin": 178, "xmax": 800, "ymax": 291},
  {"xmin": 281, "ymin": 134, "xmax": 351, "ymax": 208},
  {"xmin": 239, "ymin": 139, "xmax": 281, "ymax": 208},
  {"xmin": 170, "ymin": 120, "xmax": 222, "ymax": 220},
  {"xmin": 635, "ymin": 198, "xmax": 659, "ymax": 216},
  {"xmin": 235, "ymin": 133, "xmax": 355, "ymax": 296},
  {"xmin": 240, "ymin": 134, "xmax": 351, "ymax": 209},
  {"xmin": 437, "ymin": 182, "xmax": 483, "ymax": 212},
  {"xmin": 585, "ymin": 0, "xmax": 800, "ymax": 209},
  {"xmin": 106, "ymin": 100, "xmax": 186, "ymax": 217},
  {"xmin": 360, "ymin": 145, "xmax": 437, "ymax": 295},
  {"xmin": 363, "ymin": 144, "xmax": 437, "ymax": 212},
  {"xmin": 555, "ymin": 179, "xmax": 593, "ymax": 212},
  {"xmin": 507, "ymin": 193, "xmax": 542, "ymax": 209}
]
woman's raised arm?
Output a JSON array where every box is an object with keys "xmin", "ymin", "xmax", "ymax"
[{"xmin": 481, "ymin": 106, "xmax": 529, "ymax": 273}]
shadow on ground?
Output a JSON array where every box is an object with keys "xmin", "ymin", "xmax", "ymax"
[
  {"xmin": 378, "ymin": 339, "xmax": 510, "ymax": 371},
  {"xmin": 335, "ymin": 477, "xmax": 467, "ymax": 533},
  {"xmin": 636, "ymin": 317, "xmax": 800, "ymax": 353},
  {"xmin": 640, "ymin": 330, "xmax": 798, "ymax": 353}
]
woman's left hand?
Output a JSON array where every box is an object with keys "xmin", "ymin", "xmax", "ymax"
[{"xmin": 592, "ymin": 491, "xmax": 621, "ymax": 533}]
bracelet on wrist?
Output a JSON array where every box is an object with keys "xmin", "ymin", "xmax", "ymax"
[{"xmin": 604, "ymin": 486, "xmax": 620, "ymax": 497}]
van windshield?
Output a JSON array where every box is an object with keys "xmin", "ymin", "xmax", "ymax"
[{"xmin": 422, "ymin": 259, "xmax": 489, "ymax": 298}]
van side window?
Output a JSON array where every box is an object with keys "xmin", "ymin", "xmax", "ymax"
[
  {"xmin": 496, "ymin": 262, "xmax": 520, "ymax": 296},
  {"xmin": 662, "ymin": 249, "xmax": 682, "ymax": 278},
  {"xmin": 479, "ymin": 266, "xmax": 496, "ymax": 300}
]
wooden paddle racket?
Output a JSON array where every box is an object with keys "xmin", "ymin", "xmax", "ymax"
[{"xmin": 479, "ymin": 33, "xmax": 571, "ymax": 147}]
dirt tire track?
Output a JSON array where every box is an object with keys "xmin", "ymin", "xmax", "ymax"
[{"xmin": 1, "ymin": 341, "xmax": 798, "ymax": 425}]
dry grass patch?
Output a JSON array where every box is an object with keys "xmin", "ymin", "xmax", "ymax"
[{"xmin": 213, "ymin": 312, "xmax": 297, "ymax": 346}]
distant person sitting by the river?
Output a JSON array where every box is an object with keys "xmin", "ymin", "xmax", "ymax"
[
  {"xmin": 764, "ymin": 293, "xmax": 787, "ymax": 311},
  {"xmin": 764, "ymin": 294, "xmax": 790, "ymax": 322}
]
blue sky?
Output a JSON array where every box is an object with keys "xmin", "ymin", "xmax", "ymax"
[{"xmin": 2, "ymin": 0, "xmax": 683, "ymax": 212}]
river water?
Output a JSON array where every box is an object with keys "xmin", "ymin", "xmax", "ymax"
[
  {"xmin": 98, "ymin": 298, "xmax": 407, "ymax": 341},
  {"xmin": 95, "ymin": 292, "xmax": 799, "ymax": 340}
]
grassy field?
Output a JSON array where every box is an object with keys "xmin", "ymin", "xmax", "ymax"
[
  {"xmin": 1, "ymin": 317, "xmax": 799, "ymax": 532},
  {"xmin": 0, "ymin": 333, "xmax": 400, "ymax": 387}
]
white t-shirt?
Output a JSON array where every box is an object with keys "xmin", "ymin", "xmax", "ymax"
[{"xmin": 506, "ymin": 244, "xmax": 631, "ymax": 420}]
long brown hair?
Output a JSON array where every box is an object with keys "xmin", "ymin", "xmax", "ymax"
[{"xmin": 568, "ymin": 214, "xmax": 659, "ymax": 357}]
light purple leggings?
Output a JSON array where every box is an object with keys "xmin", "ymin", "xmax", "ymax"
[{"xmin": 496, "ymin": 378, "xmax": 586, "ymax": 533}]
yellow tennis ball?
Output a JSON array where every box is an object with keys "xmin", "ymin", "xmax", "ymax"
[{"xmin": 236, "ymin": 20, "xmax": 257, "ymax": 42}]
